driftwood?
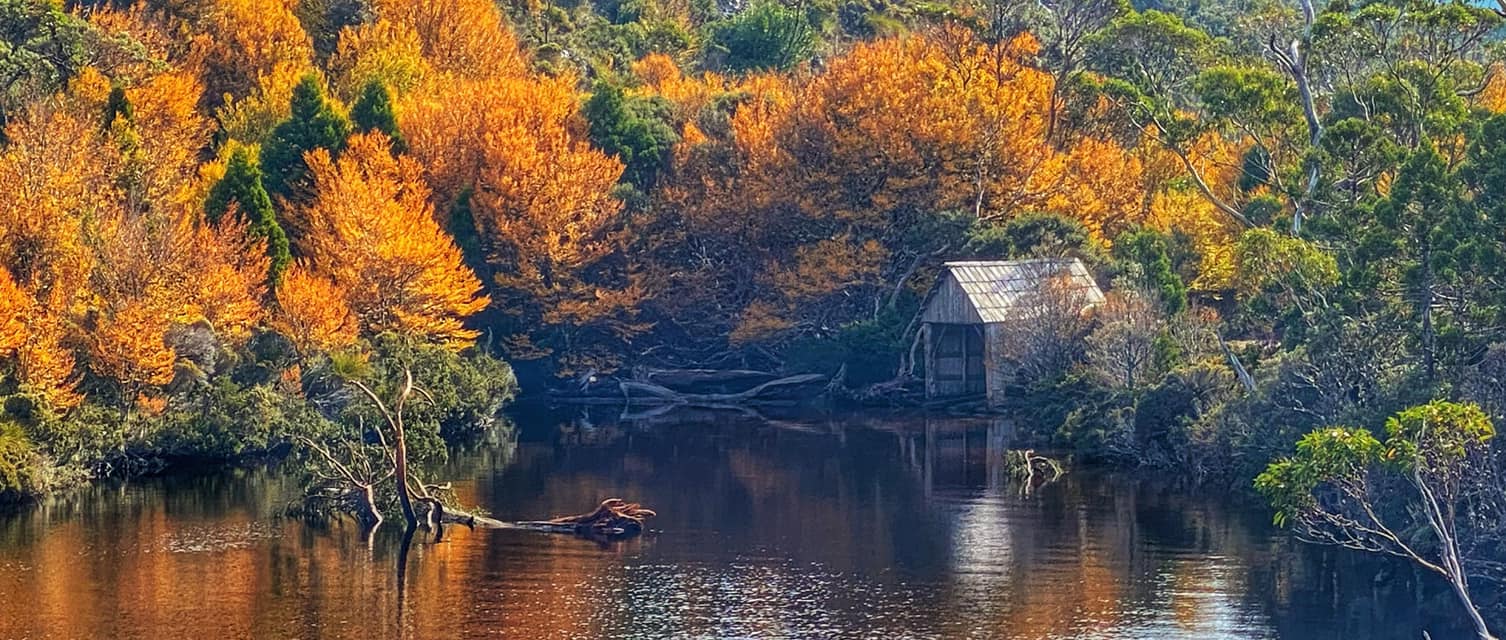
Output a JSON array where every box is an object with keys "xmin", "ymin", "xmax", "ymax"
[
  {"xmin": 442, "ymin": 498, "xmax": 656, "ymax": 540},
  {"xmin": 618, "ymin": 373, "xmax": 827, "ymax": 407}
]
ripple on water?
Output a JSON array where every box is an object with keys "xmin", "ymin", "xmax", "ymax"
[{"xmin": 157, "ymin": 521, "xmax": 280, "ymax": 554}]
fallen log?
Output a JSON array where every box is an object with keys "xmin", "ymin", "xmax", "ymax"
[
  {"xmin": 618, "ymin": 373, "xmax": 827, "ymax": 407},
  {"xmin": 441, "ymin": 498, "xmax": 656, "ymax": 540},
  {"xmin": 642, "ymin": 368, "xmax": 781, "ymax": 393}
]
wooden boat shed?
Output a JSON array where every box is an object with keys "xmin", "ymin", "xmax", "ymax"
[{"xmin": 920, "ymin": 258, "xmax": 1104, "ymax": 407}]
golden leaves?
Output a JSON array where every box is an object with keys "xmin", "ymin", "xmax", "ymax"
[
  {"xmin": 330, "ymin": 20, "xmax": 429, "ymax": 99},
  {"xmin": 272, "ymin": 265, "xmax": 358, "ymax": 354},
  {"xmin": 1048, "ymin": 137, "xmax": 1149, "ymax": 240},
  {"xmin": 0, "ymin": 100, "xmax": 106, "ymax": 307},
  {"xmin": 301, "ymin": 132, "xmax": 488, "ymax": 349},
  {"xmin": 1477, "ymin": 63, "xmax": 1506, "ymax": 114},
  {"xmin": 198, "ymin": 0, "xmax": 315, "ymax": 101},
  {"xmin": 1148, "ymin": 189, "xmax": 1236, "ymax": 290},
  {"xmin": 89, "ymin": 297, "xmax": 178, "ymax": 393},
  {"xmin": 400, "ymin": 68, "xmax": 634, "ymax": 356},
  {"xmin": 13, "ymin": 289, "xmax": 81, "ymax": 410},
  {"xmin": 372, "ymin": 0, "xmax": 526, "ymax": 81},
  {"xmin": 0, "ymin": 267, "xmax": 28, "ymax": 362},
  {"xmin": 172, "ymin": 215, "xmax": 270, "ymax": 340}
]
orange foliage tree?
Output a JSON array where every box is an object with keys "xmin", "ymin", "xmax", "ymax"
[
  {"xmin": 271, "ymin": 264, "xmax": 358, "ymax": 354},
  {"xmin": 196, "ymin": 0, "xmax": 314, "ymax": 105},
  {"xmin": 299, "ymin": 132, "xmax": 488, "ymax": 349},
  {"xmin": 0, "ymin": 268, "xmax": 24, "ymax": 357},
  {"xmin": 370, "ymin": 0, "xmax": 526, "ymax": 80},
  {"xmin": 401, "ymin": 69, "xmax": 639, "ymax": 371},
  {"xmin": 0, "ymin": 58, "xmax": 276, "ymax": 410},
  {"xmin": 649, "ymin": 28, "xmax": 1153, "ymax": 353}
]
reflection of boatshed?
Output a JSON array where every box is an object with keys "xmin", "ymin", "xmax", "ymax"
[{"xmin": 920, "ymin": 259, "xmax": 1104, "ymax": 407}]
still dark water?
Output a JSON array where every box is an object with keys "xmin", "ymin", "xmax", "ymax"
[{"xmin": 0, "ymin": 409, "xmax": 1466, "ymax": 639}]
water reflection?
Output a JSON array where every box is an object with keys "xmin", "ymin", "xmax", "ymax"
[{"xmin": 0, "ymin": 407, "xmax": 1464, "ymax": 639}]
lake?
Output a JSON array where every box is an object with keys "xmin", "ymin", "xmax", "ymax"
[{"xmin": 0, "ymin": 408, "xmax": 1469, "ymax": 639}]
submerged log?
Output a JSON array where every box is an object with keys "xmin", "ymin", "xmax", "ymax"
[{"xmin": 441, "ymin": 498, "xmax": 656, "ymax": 540}]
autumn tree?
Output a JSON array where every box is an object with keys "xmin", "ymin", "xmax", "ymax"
[
  {"xmin": 10, "ymin": 293, "xmax": 79, "ymax": 409},
  {"xmin": 328, "ymin": 16, "xmax": 430, "ymax": 98},
  {"xmin": 401, "ymin": 72, "xmax": 637, "ymax": 371},
  {"xmin": 88, "ymin": 297, "xmax": 178, "ymax": 410},
  {"xmin": 651, "ymin": 28, "xmax": 1150, "ymax": 358},
  {"xmin": 0, "ymin": 267, "xmax": 23, "ymax": 356},
  {"xmin": 272, "ymin": 264, "xmax": 358, "ymax": 354},
  {"xmin": 197, "ymin": 0, "xmax": 315, "ymax": 106},
  {"xmin": 0, "ymin": 269, "xmax": 78, "ymax": 408},
  {"xmin": 371, "ymin": 0, "xmax": 526, "ymax": 80},
  {"xmin": 300, "ymin": 132, "xmax": 487, "ymax": 349},
  {"xmin": 170, "ymin": 214, "xmax": 270, "ymax": 342}
]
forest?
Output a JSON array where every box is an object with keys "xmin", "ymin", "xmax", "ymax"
[{"xmin": 2, "ymin": 0, "xmax": 1506, "ymax": 628}]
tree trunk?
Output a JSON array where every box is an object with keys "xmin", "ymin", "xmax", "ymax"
[
  {"xmin": 617, "ymin": 373, "xmax": 827, "ymax": 406},
  {"xmin": 1422, "ymin": 247, "xmax": 1436, "ymax": 381},
  {"xmin": 358, "ymin": 485, "xmax": 382, "ymax": 528},
  {"xmin": 393, "ymin": 412, "xmax": 417, "ymax": 529},
  {"xmin": 1448, "ymin": 573, "xmax": 1498, "ymax": 640}
]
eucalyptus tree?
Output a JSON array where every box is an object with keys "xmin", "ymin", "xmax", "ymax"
[
  {"xmin": 1257, "ymin": 401, "xmax": 1500, "ymax": 640},
  {"xmin": 1088, "ymin": 0, "xmax": 1504, "ymax": 236}
]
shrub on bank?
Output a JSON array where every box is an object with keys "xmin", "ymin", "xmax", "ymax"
[
  {"xmin": 0, "ymin": 422, "xmax": 41, "ymax": 500},
  {"xmin": 360, "ymin": 333, "xmax": 519, "ymax": 440},
  {"xmin": 152, "ymin": 380, "xmax": 328, "ymax": 461},
  {"xmin": 0, "ymin": 330, "xmax": 519, "ymax": 500}
]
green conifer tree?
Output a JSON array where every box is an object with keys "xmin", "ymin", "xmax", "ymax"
[
  {"xmin": 261, "ymin": 73, "xmax": 352, "ymax": 202},
  {"xmin": 101, "ymin": 85, "xmax": 133, "ymax": 131},
  {"xmin": 350, "ymin": 79, "xmax": 406, "ymax": 154},
  {"xmin": 205, "ymin": 147, "xmax": 292, "ymax": 287}
]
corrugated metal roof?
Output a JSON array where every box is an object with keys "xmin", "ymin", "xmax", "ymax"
[{"xmin": 938, "ymin": 258, "xmax": 1105, "ymax": 324}]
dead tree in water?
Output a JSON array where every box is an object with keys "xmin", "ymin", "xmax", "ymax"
[
  {"xmin": 1006, "ymin": 449, "xmax": 1065, "ymax": 495},
  {"xmin": 294, "ymin": 367, "xmax": 655, "ymax": 540},
  {"xmin": 344, "ymin": 369, "xmax": 423, "ymax": 529},
  {"xmin": 514, "ymin": 499, "xmax": 657, "ymax": 537}
]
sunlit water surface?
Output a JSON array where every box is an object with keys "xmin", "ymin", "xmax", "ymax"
[{"xmin": 0, "ymin": 409, "xmax": 1467, "ymax": 639}]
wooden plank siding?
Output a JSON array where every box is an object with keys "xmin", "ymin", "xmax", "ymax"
[
  {"xmin": 920, "ymin": 273, "xmax": 985, "ymax": 324},
  {"xmin": 925, "ymin": 324, "xmax": 985, "ymax": 398}
]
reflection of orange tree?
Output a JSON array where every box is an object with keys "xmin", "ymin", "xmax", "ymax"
[{"xmin": 0, "ymin": 479, "xmax": 291, "ymax": 638}]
